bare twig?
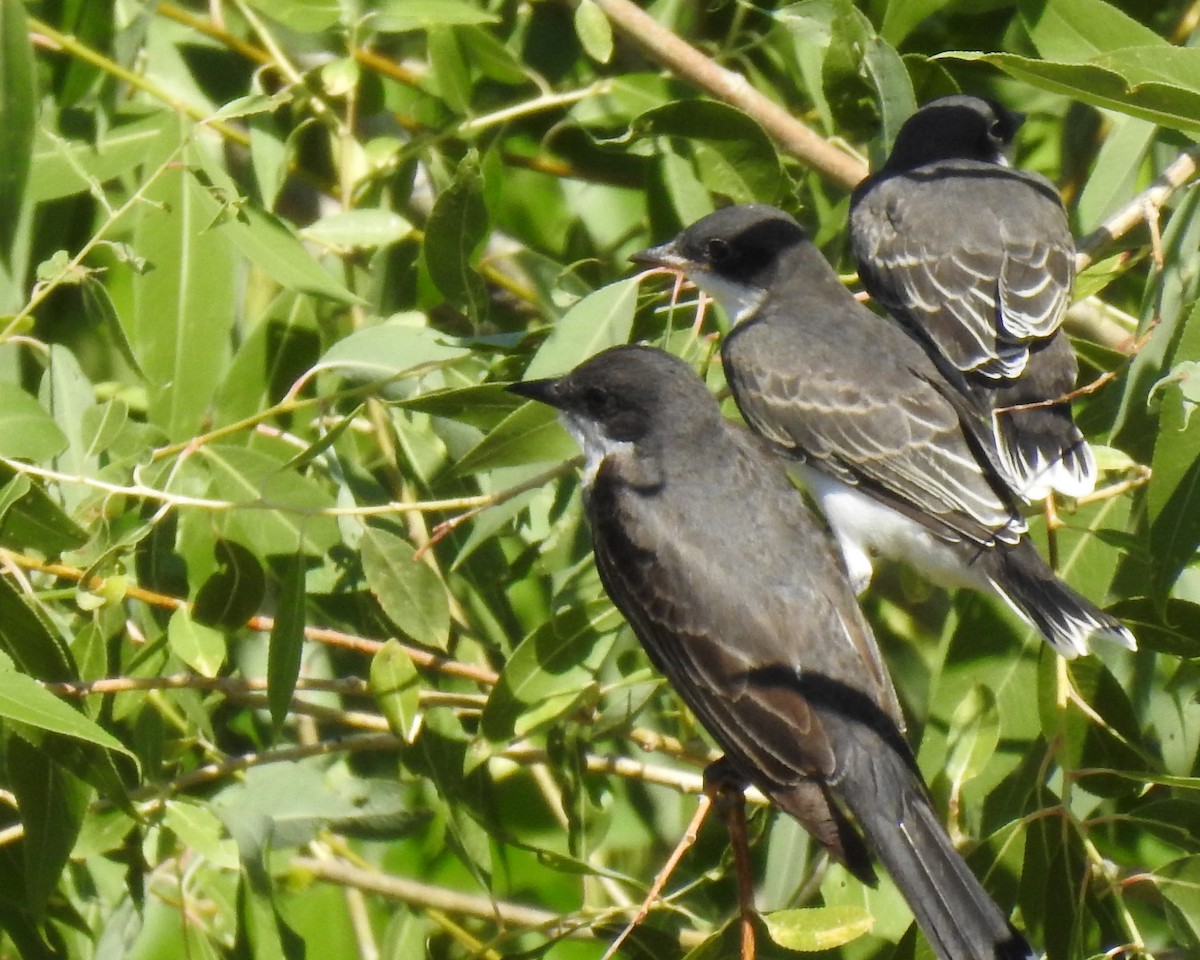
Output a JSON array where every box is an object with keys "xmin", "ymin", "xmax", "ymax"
[
  {"xmin": 586, "ymin": 0, "xmax": 866, "ymax": 189},
  {"xmin": 1075, "ymin": 144, "xmax": 1200, "ymax": 272}
]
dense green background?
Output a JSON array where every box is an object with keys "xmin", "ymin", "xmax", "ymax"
[{"xmin": 0, "ymin": 0, "xmax": 1198, "ymax": 957}]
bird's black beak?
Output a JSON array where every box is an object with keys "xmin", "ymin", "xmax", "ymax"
[
  {"xmin": 629, "ymin": 240, "xmax": 687, "ymax": 271},
  {"xmin": 507, "ymin": 377, "xmax": 564, "ymax": 408}
]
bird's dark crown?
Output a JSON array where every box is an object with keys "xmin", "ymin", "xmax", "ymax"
[
  {"xmin": 884, "ymin": 95, "xmax": 1024, "ymax": 171},
  {"xmin": 673, "ymin": 204, "xmax": 810, "ymax": 285},
  {"xmin": 538, "ymin": 345, "xmax": 718, "ymax": 443}
]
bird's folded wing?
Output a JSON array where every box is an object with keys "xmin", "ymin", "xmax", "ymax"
[{"xmin": 729, "ymin": 358, "xmax": 1024, "ymax": 546}]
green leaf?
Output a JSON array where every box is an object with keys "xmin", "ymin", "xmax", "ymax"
[
  {"xmin": 193, "ymin": 539, "xmax": 267, "ymax": 630},
  {"xmin": 481, "ymin": 602, "xmax": 621, "ymax": 741},
  {"xmin": 244, "ymin": 0, "xmax": 341, "ymax": 33},
  {"xmin": 941, "ymin": 684, "xmax": 1001, "ymax": 794},
  {"xmin": 268, "ymin": 552, "xmax": 307, "ymax": 736},
  {"xmin": 370, "ymin": 639, "xmax": 422, "ymax": 742},
  {"xmin": 28, "ymin": 112, "xmax": 176, "ymax": 204},
  {"xmin": 219, "ymin": 205, "xmax": 362, "ymax": 305},
  {"xmin": 200, "ymin": 444, "xmax": 340, "ymax": 557},
  {"xmin": 0, "ymin": 574, "xmax": 75, "ymax": 682},
  {"xmin": 423, "ymin": 155, "xmax": 490, "ymax": 323},
  {"xmin": 168, "ymin": 607, "xmax": 226, "ymax": 678},
  {"xmin": 880, "ymin": 0, "xmax": 953, "ymax": 46},
  {"xmin": 131, "ymin": 160, "xmax": 237, "ymax": 441},
  {"xmin": 449, "ymin": 399, "xmax": 578, "ymax": 477},
  {"xmin": 7, "ymin": 737, "xmax": 90, "ymax": 916},
  {"xmin": 360, "ymin": 526, "xmax": 450, "ymax": 650},
  {"xmin": 0, "ymin": 654, "xmax": 130, "ymax": 758},
  {"xmin": 575, "ymin": 0, "xmax": 614, "ymax": 64},
  {"xmin": 300, "ymin": 209, "xmax": 414, "ymax": 251},
  {"xmin": 523, "ymin": 278, "xmax": 639, "ymax": 379},
  {"xmin": 762, "ymin": 905, "xmax": 874, "ymax": 951},
  {"xmin": 1147, "ymin": 307, "xmax": 1200, "ymax": 599},
  {"xmin": 312, "ymin": 321, "xmax": 470, "ymax": 384},
  {"xmin": 937, "ymin": 49, "xmax": 1200, "ymax": 138},
  {"xmin": 631, "ymin": 102, "xmax": 784, "ymax": 204},
  {"xmin": 1019, "ymin": 0, "xmax": 1166, "ymax": 62},
  {"xmin": 0, "ymin": 384, "xmax": 68, "ymax": 460},
  {"xmin": 370, "ymin": 0, "xmax": 500, "ymax": 30},
  {"xmin": 0, "ymin": 0, "xmax": 36, "ymax": 263},
  {"xmin": 0, "ymin": 469, "xmax": 89, "ymax": 555},
  {"xmin": 1106, "ymin": 598, "xmax": 1200, "ymax": 657}
]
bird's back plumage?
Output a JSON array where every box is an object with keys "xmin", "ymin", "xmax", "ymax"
[{"xmin": 849, "ymin": 96, "xmax": 1094, "ymax": 499}]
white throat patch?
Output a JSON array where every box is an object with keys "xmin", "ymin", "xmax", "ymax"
[
  {"xmin": 560, "ymin": 412, "xmax": 634, "ymax": 487},
  {"xmin": 689, "ymin": 272, "xmax": 767, "ymax": 326}
]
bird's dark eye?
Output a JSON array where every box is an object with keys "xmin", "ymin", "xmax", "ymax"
[
  {"xmin": 988, "ymin": 118, "xmax": 1006, "ymax": 141},
  {"xmin": 583, "ymin": 386, "xmax": 615, "ymax": 417},
  {"xmin": 706, "ymin": 237, "xmax": 732, "ymax": 264}
]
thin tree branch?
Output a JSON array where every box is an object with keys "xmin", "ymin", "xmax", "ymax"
[
  {"xmin": 1075, "ymin": 144, "xmax": 1200, "ymax": 273},
  {"xmin": 586, "ymin": 0, "xmax": 866, "ymax": 189},
  {"xmin": 291, "ymin": 855, "xmax": 710, "ymax": 949}
]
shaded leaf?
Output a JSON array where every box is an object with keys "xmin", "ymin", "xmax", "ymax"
[
  {"xmin": 7, "ymin": 737, "xmax": 89, "ymax": 916},
  {"xmin": 424, "ymin": 154, "xmax": 489, "ymax": 322},
  {"xmin": 193, "ymin": 539, "xmax": 267, "ymax": 630},
  {"xmin": 0, "ymin": 0, "xmax": 36, "ymax": 261},
  {"xmin": 360, "ymin": 526, "xmax": 450, "ymax": 650},
  {"xmin": 370, "ymin": 639, "xmax": 422, "ymax": 743},
  {"xmin": 267, "ymin": 552, "xmax": 307, "ymax": 736}
]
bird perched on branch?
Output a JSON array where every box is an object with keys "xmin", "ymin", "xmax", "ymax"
[
  {"xmin": 849, "ymin": 95, "xmax": 1093, "ymax": 501},
  {"xmin": 632, "ymin": 204, "xmax": 1133, "ymax": 658},
  {"xmin": 509, "ymin": 344, "xmax": 1035, "ymax": 960}
]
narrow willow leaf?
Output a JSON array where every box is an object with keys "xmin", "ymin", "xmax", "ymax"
[
  {"xmin": 523, "ymin": 278, "xmax": 639, "ymax": 379},
  {"xmin": 0, "ymin": 469, "xmax": 89, "ymax": 555},
  {"xmin": 371, "ymin": 0, "xmax": 500, "ymax": 30},
  {"xmin": 370, "ymin": 639, "xmax": 422, "ymax": 743},
  {"xmin": 763, "ymin": 905, "xmax": 874, "ymax": 951},
  {"xmin": 423, "ymin": 155, "xmax": 489, "ymax": 323},
  {"xmin": 219, "ymin": 205, "xmax": 361, "ymax": 305},
  {"xmin": 311, "ymin": 322, "xmax": 469, "ymax": 384},
  {"xmin": 938, "ymin": 50, "xmax": 1200, "ymax": 137},
  {"xmin": 301, "ymin": 209, "xmax": 414, "ymax": 250},
  {"xmin": 942, "ymin": 684, "xmax": 1000, "ymax": 792},
  {"xmin": 244, "ymin": 0, "xmax": 341, "ymax": 33},
  {"xmin": 0, "ymin": 0, "xmax": 36, "ymax": 262},
  {"xmin": 201, "ymin": 444, "xmax": 339, "ymax": 557},
  {"xmin": 29, "ymin": 113, "xmax": 176, "ymax": 204},
  {"xmin": 575, "ymin": 0, "xmax": 613, "ymax": 64},
  {"xmin": 7, "ymin": 737, "xmax": 89, "ymax": 916},
  {"xmin": 0, "ymin": 574, "xmax": 75, "ymax": 681},
  {"xmin": 268, "ymin": 552, "xmax": 307, "ymax": 735},
  {"xmin": 131, "ymin": 161, "xmax": 237, "ymax": 441},
  {"xmin": 1019, "ymin": 0, "xmax": 1165, "ymax": 61},
  {"xmin": 360, "ymin": 527, "xmax": 450, "ymax": 651},
  {"xmin": 0, "ymin": 654, "xmax": 130, "ymax": 758},
  {"xmin": 449, "ymin": 400, "xmax": 577, "ymax": 477}
]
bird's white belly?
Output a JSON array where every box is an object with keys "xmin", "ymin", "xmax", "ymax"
[{"xmin": 791, "ymin": 462, "xmax": 988, "ymax": 595}]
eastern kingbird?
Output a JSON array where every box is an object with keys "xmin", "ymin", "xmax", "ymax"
[
  {"xmin": 509, "ymin": 344, "xmax": 1035, "ymax": 960},
  {"xmin": 849, "ymin": 95, "xmax": 1094, "ymax": 500},
  {"xmin": 632, "ymin": 205, "xmax": 1133, "ymax": 658}
]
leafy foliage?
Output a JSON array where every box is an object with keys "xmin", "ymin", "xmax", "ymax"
[{"xmin": 0, "ymin": 0, "xmax": 1198, "ymax": 958}]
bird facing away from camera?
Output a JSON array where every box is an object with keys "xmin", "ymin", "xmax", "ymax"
[
  {"xmin": 850, "ymin": 95, "xmax": 1093, "ymax": 501},
  {"xmin": 632, "ymin": 204, "xmax": 1133, "ymax": 658},
  {"xmin": 509, "ymin": 343, "xmax": 1035, "ymax": 960}
]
